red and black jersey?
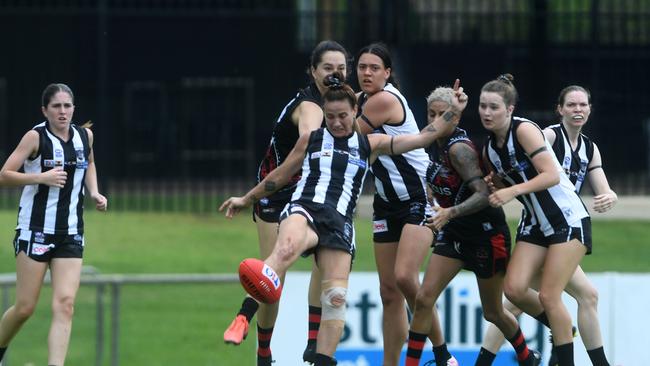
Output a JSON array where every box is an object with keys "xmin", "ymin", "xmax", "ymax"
[
  {"xmin": 426, "ymin": 128, "xmax": 506, "ymax": 236},
  {"xmin": 257, "ymin": 83, "xmax": 323, "ymax": 197}
]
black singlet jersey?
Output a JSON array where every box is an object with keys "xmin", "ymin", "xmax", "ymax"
[
  {"xmin": 257, "ymin": 83, "xmax": 323, "ymax": 197},
  {"xmin": 426, "ymin": 128, "xmax": 506, "ymax": 234},
  {"xmin": 548, "ymin": 123, "xmax": 595, "ymax": 194},
  {"xmin": 484, "ymin": 117, "xmax": 588, "ymax": 236},
  {"xmin": 291, "ymin": 128, "xmax": 371, "ymax": 220},
  {"xmin": 17, "ymin": 121, "xmax": 91, "ymax": 235}
]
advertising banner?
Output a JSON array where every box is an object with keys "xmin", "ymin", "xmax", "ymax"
[{"xmin": 270, "ymin": 272, "xmax": 647, "ymax": 365}]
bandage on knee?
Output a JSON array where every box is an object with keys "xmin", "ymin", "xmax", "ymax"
[{"xmin": 320, "ymin": 283, "xmax": 347, "ymax": 322}]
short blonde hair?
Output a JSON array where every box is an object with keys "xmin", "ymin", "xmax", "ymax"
[{"xmin": 426, "ymin": 87, "xmax": 454, "ymax": 107}]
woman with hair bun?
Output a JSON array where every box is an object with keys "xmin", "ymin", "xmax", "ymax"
[
  {"xmin": 221, "ymin": 75, "xmax": 467, "ymax": 366},
  {"xmin": 477, "ymin": 85, "xmax": 614, "ymax": 366},
  {"xmin": 480, "ymin": 74, "xmax": 591, "ymax": 366},
  {"xmin": 222, "ymin": 40, "xmax": 349, "ymax": 365},
  {"xmin": 404, "ymin": 86, "xmax": 541, "ymax": 366}
]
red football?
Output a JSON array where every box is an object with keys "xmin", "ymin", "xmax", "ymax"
[{"xmin": 238, "ymin": 258, "xmax": 283, "ymax": 304}]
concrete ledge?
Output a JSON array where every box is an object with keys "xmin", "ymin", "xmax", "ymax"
[{"xmin": 356, "ymin": 195, "xmax": 650, "ymax": 220}]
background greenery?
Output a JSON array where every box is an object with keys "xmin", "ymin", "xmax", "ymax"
[{"xmin": 0, "ymin": 210, "xmax": 647, "ymax": 365}]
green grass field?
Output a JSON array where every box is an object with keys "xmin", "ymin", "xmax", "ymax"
[{"xmin": 0, "ymin": 209, "xmax": 647, "ymax": 365}]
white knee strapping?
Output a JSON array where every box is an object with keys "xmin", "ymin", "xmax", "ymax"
[{"xmin": 320, "ymin": 286, "xmax": 347, "ymax": 321}]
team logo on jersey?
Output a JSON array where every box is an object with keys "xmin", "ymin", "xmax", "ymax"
[
  {"xmin": 482, "ymin": 222, "xmax": 494, "ymax": 231},
  {"xmin": 577, "ymin": 160, "xmax": 588, "ymax": 182},
  {"xmin": 373, "ymin": 219, "xmax": 388, "ymax": 233},
  {"xmin": 55, "ymin": 149, "xmax": 64, "ymax": 158},
  {"xmin": 259, "ymin": 198, "xmax": 269, "ymax": 206},
  {"xmin": 349, "ymin": 147, "xmax": 359, "ymax": 158},
  {"xmin": 75, "ymin": 149, "xmax": 88, "ymax": 169},
  {"xmin": 409, "ymin": 202, "xmax": 424, "ymax": 215},
  {"xmin": 34, "ymin": 231, "xmax": 45, "ymax": 243},
  {"xmin": 324, "ymin": 142, "xmax": 333, "ymax": 150}
]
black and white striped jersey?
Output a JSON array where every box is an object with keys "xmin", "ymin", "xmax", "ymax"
[
  {"xmin": 485, "ymin": 117, "xmax": 588, "ymax": 236},
  {"xmin": 17, "ymin": 122, "xmax": 91, "ymax": 235},
  {"xmin": 358, "ymin": 83, "xmax": 428, "ymax": 203},
  {"xmin": 291, "ymin": 127, "xmax": 370, "ymax": 220},
  {"xmin": 547, "ymin": 123, "xmax": 595, "ymax": 194}
]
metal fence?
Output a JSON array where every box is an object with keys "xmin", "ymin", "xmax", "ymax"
[
  {"xmin": 0, "ymin": 272, "xmax": 238, "ymax": 366},
  {"xmin": 0, "ymin": 0, "xmax": 649, "ymax": 211}
]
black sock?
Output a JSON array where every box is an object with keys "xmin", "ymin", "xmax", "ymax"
[
  {"xmin": 555, "ymin": 342, "xmax": 574, "ymax": 366},
  {"xmin": 475, "ymin": 347, "xmax": 496, "ymax": 366},
  {"xmin": 314, "ymin": 352, "xmax": 337, "ymax": 366},
  {"xmin": 238, "ymin": 296, "xmax": 259, "ymax": 322},
  {"xmin": 534, "ymin": 311, "xmax": 551, "ymax": 328},
  {"xmin": 587, "ymin": 346, "xmax": 610, "ymax": 366},
  {"xmin": 257, "ymin": 324, "xmax": 273, "ymax": 359},
  {"xmin": 0, "ymin": 347, "xmax": 6, "ymax": 361},
  {"xmin": 432, "ymin": 343, "xmax": 452, "ymax": 366}
]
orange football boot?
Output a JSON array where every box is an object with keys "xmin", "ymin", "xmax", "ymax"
[{"xmin": 224, "ymin": 314, "xmax": 249, "ymax": 345}]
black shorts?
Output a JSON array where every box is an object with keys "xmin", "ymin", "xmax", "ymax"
[
  {"xmin": 14, "ymin": 229, "xmax": 84, "ymax": 262},
  {"xmin": 433, "ymin": 223, "xmax": 511, "ymax": 279},
  {"xmin": 280, "ymin": 201, "xmax": 355, "ymax": 259},
  {"xmin": 516, "ymin": 216, "xmax": 592, "ymax": 254},
  {"xmin": 253, "ymin": 190, "xmax": 292, "ymax": 223},
  {"xmin": 372, "ymin": 195, "xmax": 429, "ymax": 243}
]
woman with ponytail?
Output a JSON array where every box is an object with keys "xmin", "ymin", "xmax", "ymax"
[
  {"xmin": 221, "ymin": 75, "xmax": 467, "ymax": 366},
  {"xmin": 222, "ymin": 40, "xmax": 349, "ymax": 365},
  {"xmin": 480, "ymin": 74, "xmax": 591, "ymax": 366},
  {"xmin": 0, "ymin": 83, "xmax": 107, "ymax": 366}
]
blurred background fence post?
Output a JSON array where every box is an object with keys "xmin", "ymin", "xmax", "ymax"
[{"xmin": 0, "ymin": 0, "xmax": 648, "ymax": 212}]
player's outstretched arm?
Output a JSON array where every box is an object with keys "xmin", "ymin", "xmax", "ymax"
[{"xmin": 219, "ymin": 132, "xmax": 310, "ymax": 218}]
